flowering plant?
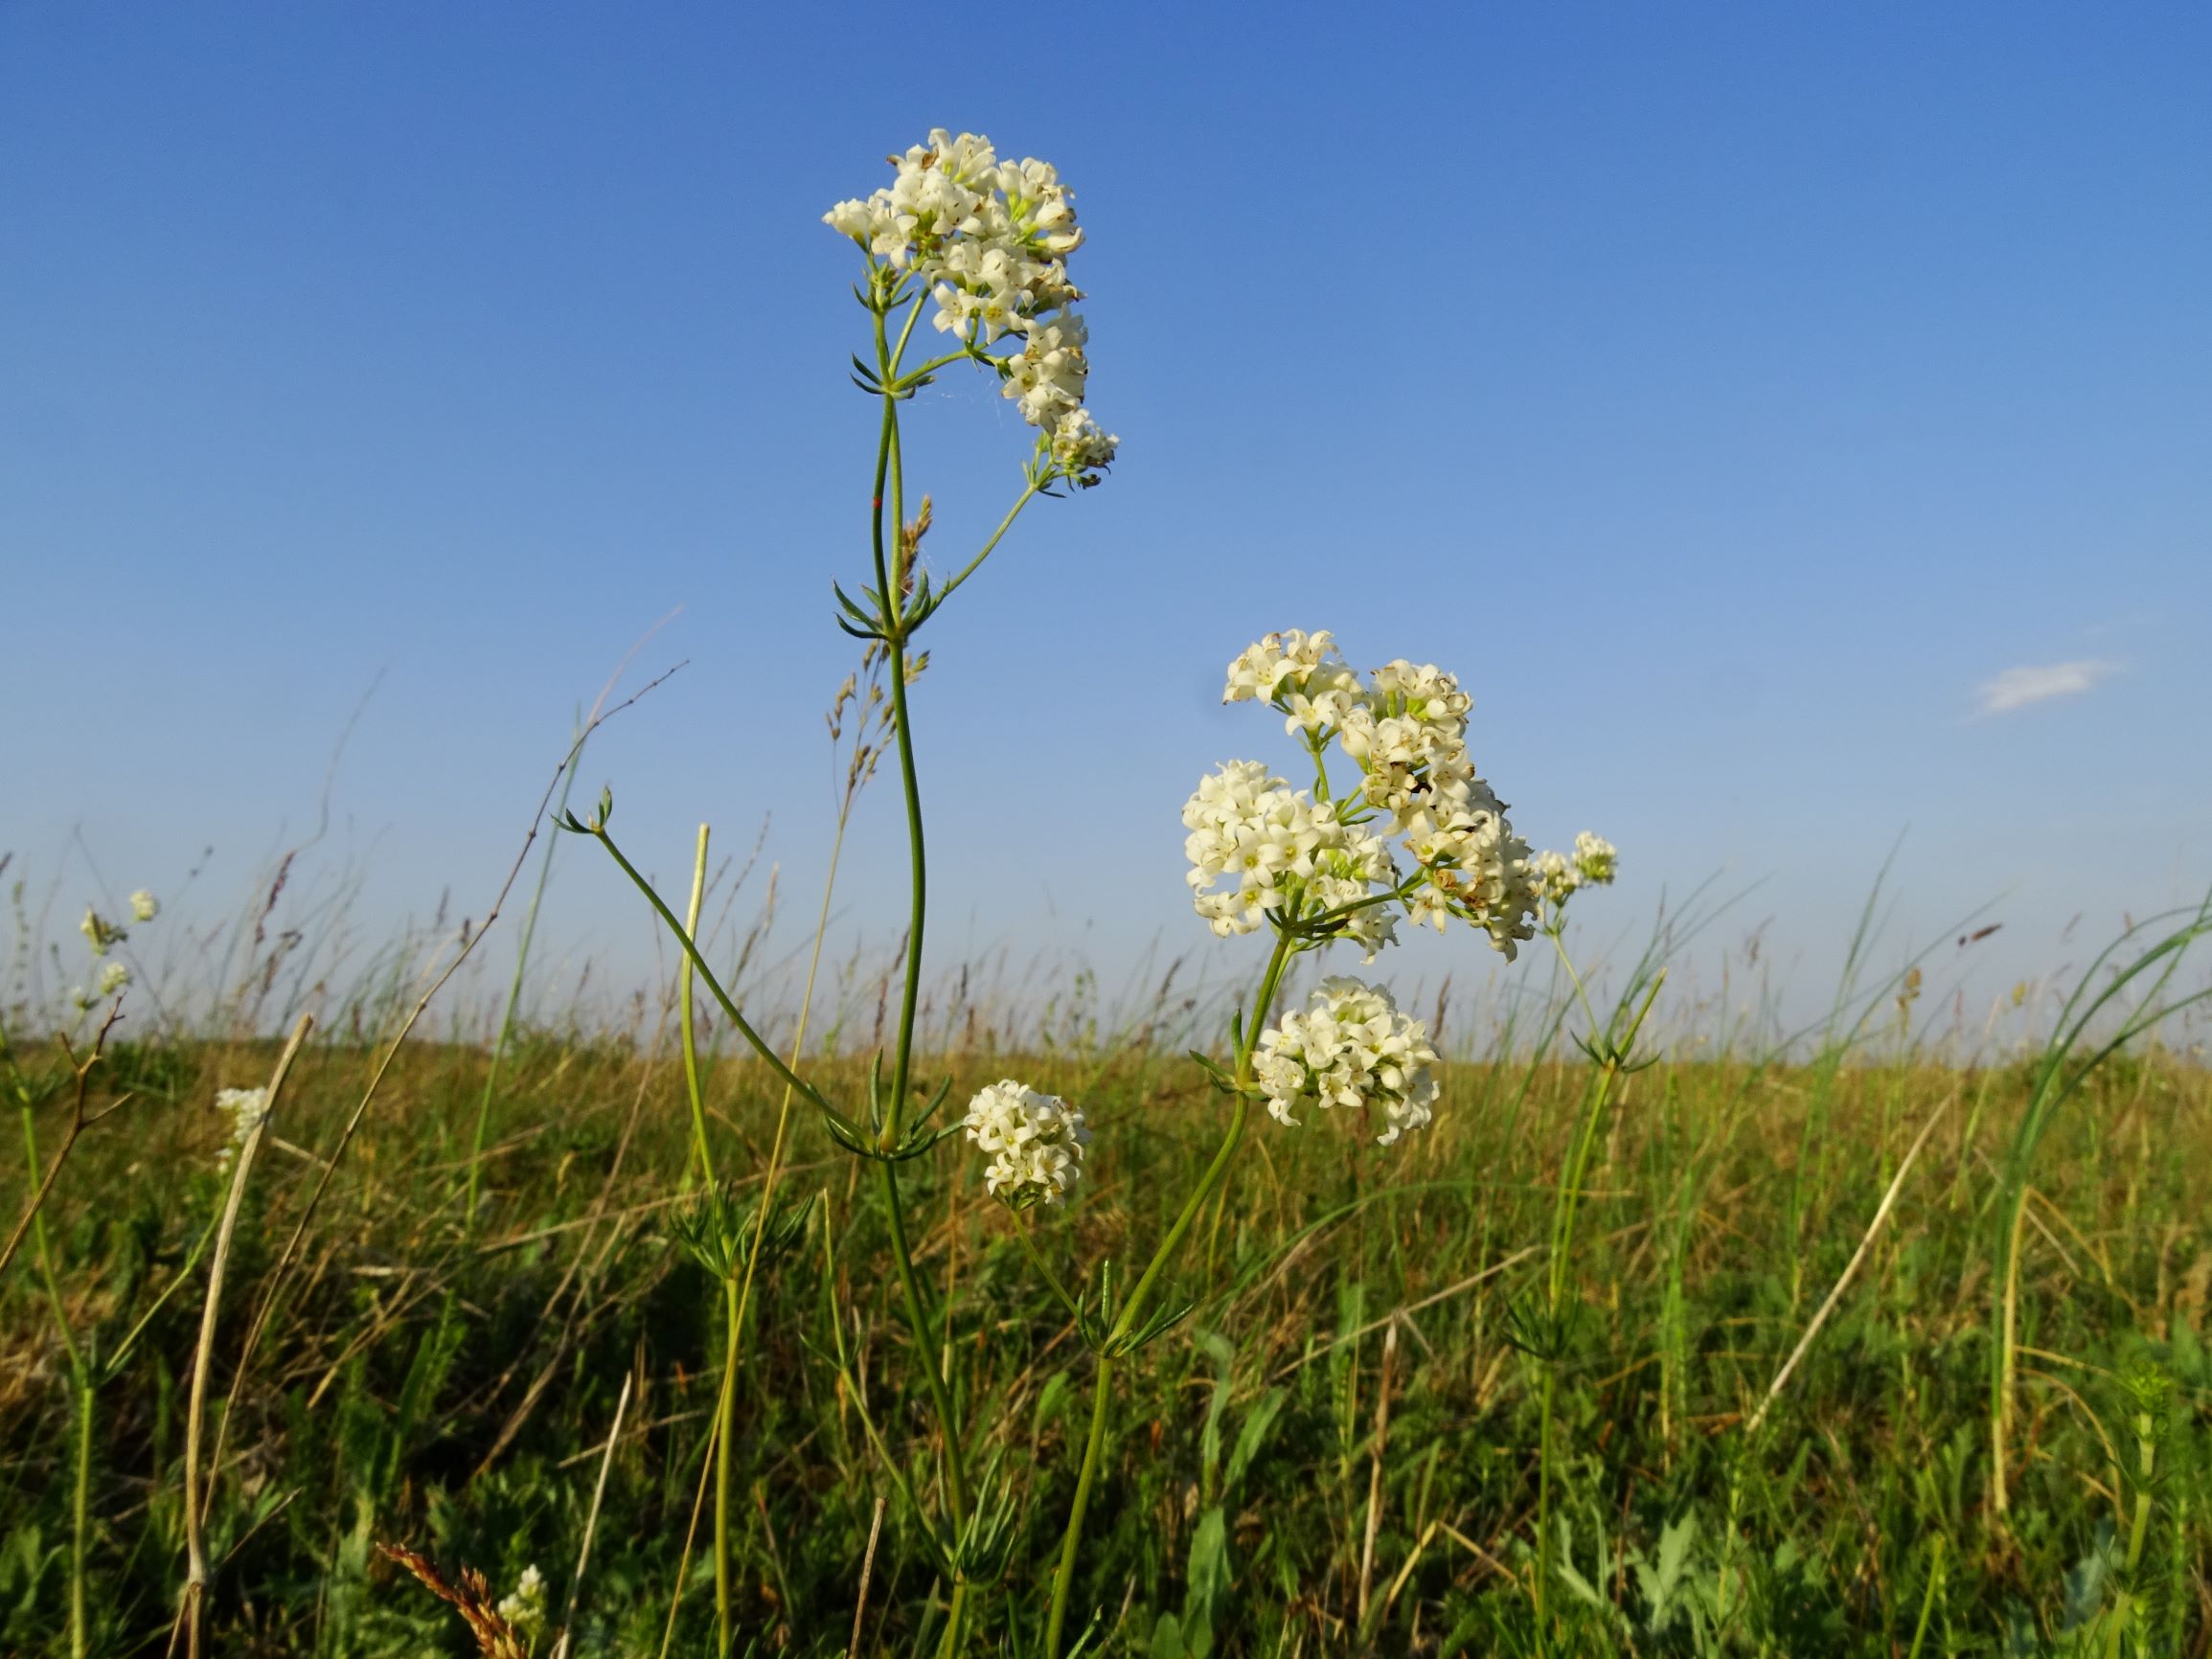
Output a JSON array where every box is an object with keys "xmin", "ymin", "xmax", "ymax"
[
  {"xmin": 1030, "ymin": 628, "xmax": 1617, "ymax": 1648},
  {"xmin": 561, "ymin": 130, "xmax": 1621, "ymax": 1659},
  {"xmin": 562, "ymin": 128, "xmax": 1120, "ymax": 1659}
]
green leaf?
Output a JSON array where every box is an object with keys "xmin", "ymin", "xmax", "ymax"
[
  {"xmin": 1182, "ymin": 1508, "xmax": 1228, "ymax": 1659},
  {"xmin": 1224, "ymin": 1387, "xmax": 1288, "ymax": 1493}
]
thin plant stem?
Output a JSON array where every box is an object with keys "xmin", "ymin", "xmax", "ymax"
[
  {"xmin": 2, "ymin": 1008, "xmax": 123, "ymax": 1285},
  {"xmin": 587, "ymin": 830, "xmax": 830, "ymax": 1117},
  {"xmin": 1044, "ymin": 1356, "xmax": 1115, "ymax": 1658},
  {"xmin": 180, "ymin": 1014, "xmax": 312, "ymax": 1659},
  {"xmin": 935, "ymin": 481, "xmax": 1042, "ymax": 604},
  {"xmin": 1532, "ymin": 966, "xmax": 1664, "ymax": 1654},
  {"xmin": 1015, "ymin": 1216, "xmax": 1084, "ymax": 1324},
  {"xmin": 463, "ymin": 722, "xmax": 585, "ymax": 1227},
  {"xmin": 1044, "ymin": 932, "xmax": 1293, "ymax": 1656},
  {"xmin": 553, "ymin": 1372, "xmax": 633, "ymax": 1659},
  {"xmin": 715, "ymin": 1279, "xmax": 741, "ymax": 1656},
  {"xmin": 672, "ymin": 823, "xmax": 741, "ymax": 1655},
  {"xmin": 861, "ymin": 288, "xmax": 974, "ymax": 1646},
  {"xmin": 70, "ymin": 1371, "xmax": 91, "ymax": 1659},
  {"xmin": 681, "ymin": 824, "xmax": 718, "ymax": 1186},
  {"xmin": 880, "ymin": 1162, "xmax": 969, "ymax": 1519},
  {"xmin": 666, "ymin": 687, "xmax": 899, "ymax": 1650}
]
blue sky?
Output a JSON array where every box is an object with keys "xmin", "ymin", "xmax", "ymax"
[{"xmin": 5, "ymin": 2, "xmax": 2208, "ymax": 1039}]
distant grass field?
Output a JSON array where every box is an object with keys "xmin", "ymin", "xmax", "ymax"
[{"xmin": 7, "ymin": 1003, "xmax": 2211, "ymax": 1656}]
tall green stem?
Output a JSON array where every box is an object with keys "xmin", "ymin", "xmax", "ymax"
[
  {"xmin": 674, "ymin": 824, "xmax": 742, "ymax": 1655},
  {"xmin": 680, "ymin": 825, "xmax": 718, "ymax": 1186},
  {"xmin": 70, "ymin": 1371, "xmax": 92, "ymax": 1659},
  {"xmin": 715, "ymin": 1277, "xmax": 740, "ymax": 1654},
  {"xmin": 879, "ymin": 1162, "xmax": 969, "ymax": 1519},
  {"xmin": 1532, "ymin": 955, "xmax": 1663, "ymax": 1654},
  {"xmin": 22, "ymin": 1103, "xmax": 91, "ymax": 1657},
  {"xmin": 866, "ymin": 292, "xmax": 974, "ymax": 1651},
  {"xmin": 1043, "ymin": 932, "xmax": 1293, "ymax": 1656},
  {"xmin": 1042, "ymin": 1354, "xmax": 1115, "ymax": 1656}
]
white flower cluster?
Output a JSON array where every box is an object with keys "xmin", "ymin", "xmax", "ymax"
[
  {"xmin": 1253, "ymin": 978, "xmax": 1441, "ymax": 1146},
  {"xmin": 214, "ymin": 1086, "xmax": 270, "ymax": 1171},
  {"xmin": 1204, "ymin": 632, "xmax": 1545, "ymax": 959},
  {"xmin": 1222, "ymin": 630, "xmax": 1364, "ymax": 737},
  {"xmin": 1535, "ymin": 832, "xmax": 1619, "ymax": 907},
  {"xmin": 1181, "ymin": 761, "xmax": 1397, "ymax": 954},
  {"xmin": 824, "ymin": 129, "xmax": 1115, "ymax": 474},
  {"xmin": 497, "ymin": 1564, "xmax": 546, "ymax": 1640},
  {"xmin": 963, "ymin": 1079, "xmax": 1090, "ymax": 1208},
  {"xmin": 68, "ymin": 890, "xmax": 158, "ymax": 1011}
]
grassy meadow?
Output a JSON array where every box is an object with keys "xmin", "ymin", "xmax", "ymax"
[
  {"xmin": 8, "ymin": 124, "xmax": 2211, "ymax": 1659},
  {"xmin": 7, "ymin": 898, "xmax": 2212, "ymax": 1658}
]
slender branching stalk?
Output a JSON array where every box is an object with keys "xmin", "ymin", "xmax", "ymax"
[
  {"xmin": 463, "ymin": 719, "xmax": 586, "ymax": 1228},
  {"xmin": 2, "ymin": 1005, "xmax": 125, "ymax": 1284}
]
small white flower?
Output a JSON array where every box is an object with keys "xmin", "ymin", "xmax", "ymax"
[
  {"xmin": 1531, "ymin": 832, "xmax": 1618, "ymax": 914},
  {"xmin": 497, "ymin": 1564, "xmax": 546, "ymax": 1640},
  {"xmin": 1049, "ymin": 407, "xmax": 1118, "ymax": 477},
  {"xmin": 96, "ymin": 961, "xmax": 130, "ymax": 996},
  {"xmin": 129, "ymin": 889, "xmax": 160, "ymax": 922},
  {"xmin": 826, "ymin": 130, "xmax": 1115, "ymax": 462},
  {"xmin": 1181, "ymin": 761, "xmax": 1397, "ymax": 952},
  {"xmin": 1534, "ymin": 849, "xmax": 1580, "ymax": 905},
  {"xmin": 963, "ymin": 1080, "xmax": 1090, "ymax": 1207},
  {"xmin": 1572, "ymin": 831, "xmax": 1617, "ymax": 887},
  {"xmin": 1222, "ymin": 630, "xmax": 1365, "ymax": 738},
  {"xmin": 1000, "ymin": 312, "xmax": 1091, "ymax": 426},
  {"xmin": 214, "ymin": 1087, "xmax": 270, "ymax": 1169},
  {"xmin": 1336, "ymin": 659, "xmax": 1475, "ymax": 825},
  {"xmin": 80, "ymin": 907, "xmax": 125, "ymax": 957},
  {"xmin": 1253, "ymin": 978, "xmax": 1440, "ymax": 1146},
  {"xmin": 68, "ymin": 986, "xmax": 93, "ymax": 1011}
]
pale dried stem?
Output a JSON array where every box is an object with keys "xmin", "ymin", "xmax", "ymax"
[
  {"xmin": 179, "ymin": 1012, "xmax": 313, "ymax": 1659},
  {"xmin": 551, "ymin": 1370, "xmax": 633, "ymax": 1659},
  {"xmin": 849, "ymin": 1495, "xmax": 887, "ymax": 1659},
  {"xmin": 1745, "ymin": 1097, "xmax": 1951, "ymax": 1435},
  {"xmin": 1357, "ymin": 1318, "xmax": 1399, "ymax": 1625}
]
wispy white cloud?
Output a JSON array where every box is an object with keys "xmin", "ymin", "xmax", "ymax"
[{"xmin": 1973, "ymin": 659, "xmax": 2118, "ymax": 717}]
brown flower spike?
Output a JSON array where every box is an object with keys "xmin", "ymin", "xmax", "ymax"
[{"xmin": 376, "ymin": 1542, "xmax": 531, "ymax": 1659}]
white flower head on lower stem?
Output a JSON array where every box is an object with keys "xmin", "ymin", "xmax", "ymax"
[
  {"xmin": 497, "ymin": 1565, "xmax": 547, "ymax": 1641},
  {"xmin": 1253, "ymin": 977, "xmax": 1440, "ymax": 1146},
  {"xmin": 1222, "ymin": 630, "xmax": 1365, "ymax": 738},
  {"xmin": 1534, "ymin": 849, "xmax": 1580, "ymax": 905},
  {"xmin": 1049, "ymin": 407, "xmax": 1118, "ymax": 482},
  {"xmin": 214, "ymin": 1086, "xmax": 270, "ymax": 1170},
  {"xmin": 1533, "ymin": 831, "xmax": 1619, "ymax": 915},
  {"xmin": 1572, "ymin": 831, "xmax": 1618, "ymax": 887},
  {"xmin": 96, "ymin": 962, "xmax": 130, "ymax": 997},
  {"xmin": 963, "ymin": 1080, "xmax": 1090, "ymax": 1209},
  {"xmin": 80, "ymin": 907, "xmax": 125, "ymax": 957},
  {"xmin": 129, "ymin": 889, "xmax": 160, "ymax": 922}
]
